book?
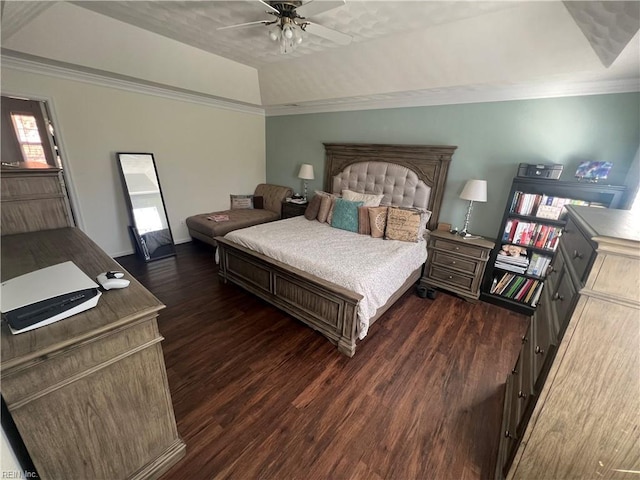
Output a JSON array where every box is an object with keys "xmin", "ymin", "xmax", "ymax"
[
  {"xmin": 495, "ymin": 262, "xmax": 527, "ymax": 274},
  {"xmin": 502, "ymin": 220, "xmax": 514, "ymax": 242},
  {"xmin": 534, "ymin": 225, "xmax": 550, "ymax": 249},
  {"xmin": 536, "ymin": 204, "xmax": 563, "ymax": 220},
  {"xmin": 515, "ymin": 278, "xmax": 534, "ymax": 301},
  {"xmin": 529, "ymin": 283, "xmax": 544, "ymax": 307},
  {"xmin": 505, "ymin": 276, "xmax": 525, "ymax": 298},
  {"xmin": 513, "ymin": 222, "xmax": 530, "ymax": 245},
  {"xmin": 207, "ymin": 214, "xmax": 230, "ymax": 222},
  {"xmin": 523, "ymin": 280, "xmax": 540, "ymax": 304},
  {"xmin": 492, "ymin": 273, "xmax": 514, "ymax": 295}
]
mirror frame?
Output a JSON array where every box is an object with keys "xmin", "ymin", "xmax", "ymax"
[{"xmin": 116, "ymin": 152, "xmax": 176, "ymax": 262}]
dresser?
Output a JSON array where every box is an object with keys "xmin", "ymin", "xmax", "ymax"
[
  {"xmin": 496, "ymin": 206, "xmax": 639, "ymax": 479},
  {"xmin": 420, "ymin": 230, "xmax": 494, "ymax": 302},
  {"xmin": 1, "ymin": 166, "xmax": 75, "ymax": 235},
  {"xmin": 1, "ymin": 228, "xmax": 186, "ymax": 479}
]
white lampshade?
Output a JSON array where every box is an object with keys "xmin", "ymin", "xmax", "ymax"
[
  {"xmin": 298, "ymin": 164, "xmax": 315, "ymax": 180},
  {"xmin": 460, "ymin": 179, "xmax": 487, "ymax": 202}
]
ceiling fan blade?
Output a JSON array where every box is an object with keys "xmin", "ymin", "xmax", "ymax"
[
  {"xmin": 257, "ymin": 0, "xmax": 280, "ymax": 14},
  {"xmin": 305, "ymin": 21, "xmax": 352, "ymax": 45},
  {"xmin": 217, "ymin": 20, "xmax": 272, "ymax": 31},
  {"xmin": 296, "ymin": 0, "xmax": 346, "ymax": 18}
]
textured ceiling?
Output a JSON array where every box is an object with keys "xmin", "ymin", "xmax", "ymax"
[
  {"xmin": 2, "ymin": 0, "xmax": 639, "ymax": 112},
  {"xmin": 72, "ymin": 1, "xmax": 520, "ymax": 68}
]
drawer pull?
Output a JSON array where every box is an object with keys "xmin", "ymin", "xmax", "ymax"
[
  {"xmin": 521, "ymin": 335, "xmax": 528, "ymax": 344},
  {"xmin": 552, "ymin": 293, "xmax": 565, "ymax": 302},
  {"xmin": 511, "ymin": 367, "xmax": 519, "ymax": 375},
  {"xmin": 448, "ymin": 275, "xmax": 453, "ymax": 279},
  {"xmin": 505, "ymin": 430, "xmax": 515, "ymax": 439},
  {"xmin": 518, "ymin": 390, "xmax": 527, "ymax": 399},
  {"xmin": 573, "ymin": 250, "xmax": 583, "ymax": 260},
  {"xmin": 535, "ymin": 345, "xmax": 544, "ymax": 355},
  {"xmin": 454, "ymin": 247, "xmax": 459, "ymax": 251},
  {"xmin": 451, "ymin": 261, "xmax": 456, "ymax": 265}
]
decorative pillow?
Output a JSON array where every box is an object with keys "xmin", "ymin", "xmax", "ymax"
[
  {"xmin": 317, "ymin": 195, "xmax": 333, "ymax": 223},
  {"xmin": 331, "ymin": 199, "xmax": 363, "ymax": 232},
  {"xmin": 358, "ymin": 206, "xmax": 371, "ymax": 235},
  {"xmin": 368, "ymin": 206, "xmax": 388, "ymax": 238},
  {"xmin": 253, "ymin": 196, "xmax": 264, "ymax": 209},
  {"xmin": 326, "ymin": 196, "xmax": 338, "ymax": 224},
  {"xmin": 230, "ymin": 194, "xmax": 253, "ymax": 209},
  {"xmin": 342, "ymin": 189, "xmax": 384, "ymax": 207},
  {"xmin": 304, "ymin": 194, "xmax": 322, "ymax": 220},
  {"xmin": 385, "ymin": 207, "xmax": 426, "ymax": 242}
]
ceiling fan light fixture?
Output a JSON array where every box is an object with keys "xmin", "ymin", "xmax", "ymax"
[
  {"xmin": 268, "ymin": 26, "xmax": 281, "ymax": 41},
  {"xmin": 270, "ymin": 16, "xmax": 305, "ymax": 54}
]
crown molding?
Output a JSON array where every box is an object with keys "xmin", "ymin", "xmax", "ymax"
[
  {"xmin": 3, "ymin": 50, "xmax": 637, "ymax": 119},
  {"xmin": 1, "ymin": 52, "xmax": 266, "ymax": 117},
  {"xmin": 265, "ymin": 77, "xmax": 640, "ymax": 117}
]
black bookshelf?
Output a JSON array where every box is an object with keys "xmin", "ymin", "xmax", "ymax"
[{"xmin": 480, "ymin": 177, "xmax": 625, "ymax": 315}]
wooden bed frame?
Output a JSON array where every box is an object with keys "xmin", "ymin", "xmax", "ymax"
[{"xmin": 216, "ymin": 143, "xmax": 456, "ymax": 356}]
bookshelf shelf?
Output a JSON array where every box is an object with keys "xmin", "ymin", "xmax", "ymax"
[
  {"xmin": 507, "ymin": 213, "xmax": 566, "ymax": 227},
  {"xmin": 493, "ymin": 267, "xmax": 545, "ymax": 282},
  {"xmin": 480, "ymin": 177, "xmax": 625, "ymax": 316}
]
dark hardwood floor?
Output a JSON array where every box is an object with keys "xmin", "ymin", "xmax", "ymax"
[{"xmin": 116, "ymin": 242, "xmax": 528, "ymax": 480}]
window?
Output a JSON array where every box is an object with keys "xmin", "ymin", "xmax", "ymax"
[
  {"xmin": 1, "ymin": 96, "xmax": 59, "ymax": 167},
  {"xmin": 10, "ymin": 113, "xmax": 47, "ymax": 164}
]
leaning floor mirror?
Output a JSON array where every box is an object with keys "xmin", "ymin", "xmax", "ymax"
[{"xmin": 117, "ymin": 152, "xmax": 176, "ymax": 261}]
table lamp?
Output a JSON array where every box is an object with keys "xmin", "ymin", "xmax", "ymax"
[
  {"xmin": 459, "ymin": 179, "xmax": 487, "ymax": 238},
  {"xmin": 298, "ymin": 164, "xmax": 314, "ymax": 201}
]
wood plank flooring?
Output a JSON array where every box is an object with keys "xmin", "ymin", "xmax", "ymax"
[{"xmin": 116, "ymin": 242, "xmax": 528, "ymax": 480}]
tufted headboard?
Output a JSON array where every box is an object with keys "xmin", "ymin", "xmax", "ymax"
[{"xmin": 324, "ymin": 143, "xmax": 456, "ymax": 231}]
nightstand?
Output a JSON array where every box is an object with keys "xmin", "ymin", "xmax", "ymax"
[
  {"xmin": 281, "ymin": 200, "xmax": 308, "ymax": 219},
  {"xmin": 420, "ymin": 230, "xmax": 494, "ymax": 302}
]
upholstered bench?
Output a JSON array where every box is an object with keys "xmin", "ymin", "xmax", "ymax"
[{"xmin": 186, "ymin": 183, "xmax": 293, "ymax": 247}]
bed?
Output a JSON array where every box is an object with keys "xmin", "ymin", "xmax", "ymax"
[{"xmin": 216, "ymin": 143, "xmax": 456, "ymax": 356}]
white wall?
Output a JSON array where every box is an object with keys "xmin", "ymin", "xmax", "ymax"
[
  {"xmin": 3, "ymin": 2, "xmax": 261, "ymax": 106},
  {"xmin": 2, "ymin": 65, "xmax": 266, "ymax": 256}
]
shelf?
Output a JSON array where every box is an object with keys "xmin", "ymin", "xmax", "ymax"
[
  {"xmin": 492, "ymin": 266, "xmax": 546, "ymax": 282},
  {"xmin": 481, "ymin": 291, "xmax": 535, "ymax": 316},
  {"xmin": 506, "ymin": 213, "xmax": 566, "ymax": 227},
  {"xmin": 480, "ymin": 177, "xmax": 626, "ymax": 315}
]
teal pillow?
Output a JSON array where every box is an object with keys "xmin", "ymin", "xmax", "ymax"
[{"xmin": 331, "ymin": 198, "xmax": 364, "ymax": 232}]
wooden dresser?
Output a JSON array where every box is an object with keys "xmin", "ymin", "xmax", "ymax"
[
  {"xmin": 1, "ymin": 228, "xmax": 185, "ymax": 479},
  {"xmin": 1, "ymin": 166, "xmax": 75, "ymax": 235},
  {"xmin": 420, "ymin": 230, "xmax": 494, "ymax": 302},
  {"xmin": 496, "ymin": 205, "xmax": 639, "ymax": 479}
]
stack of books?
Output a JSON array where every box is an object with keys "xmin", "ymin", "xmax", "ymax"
[
  {"xmin": 509, "ymin": 192, "xmax": 591, "ymax": 219},
  {"xmin": 490, "ymin": 273, "xmax": 544, "ymax": 306},
  {"xmin": 526, "ymin": 253, "xmax": 552, "ymax": 277},
  {"xmin": 495, "ymin": 248, "xmax": 529, "ymax": 274},
  {"xmin": 502, "ymin": 220, "xmax": 563, "ymax": 251}
]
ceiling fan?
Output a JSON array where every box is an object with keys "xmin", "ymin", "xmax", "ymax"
[{"xmin": 218, "ymin": 0, "xmax": 352, "ymax": 54}]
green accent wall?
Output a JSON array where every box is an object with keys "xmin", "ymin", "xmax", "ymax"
[{"xmin": 266, "ymin": 93, "xmax": 640, "ymax": 238}]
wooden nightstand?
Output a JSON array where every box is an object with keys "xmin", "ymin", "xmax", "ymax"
[
  {"xmin": 281, "ymin": 200, "xmax": 307, "ymax": 219},
  {"xmin": 420, "ymin": 230, "xmax": 494, "ymax": 302}
]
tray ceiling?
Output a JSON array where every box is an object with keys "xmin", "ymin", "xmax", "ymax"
[{"xmin": 2, "ymin": 1, "xmax": 639, "ymax": 114}]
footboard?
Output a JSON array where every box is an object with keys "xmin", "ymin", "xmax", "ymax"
[{"xmin": 215, "ymin": 237, "xmax": 363, "ymax": 356}]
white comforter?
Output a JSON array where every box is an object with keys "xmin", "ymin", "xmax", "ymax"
[{"xmin": 224, "ymin": 216, "xmax": 427, "ymax": 339}]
